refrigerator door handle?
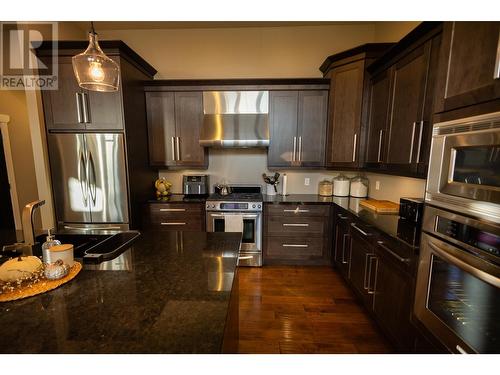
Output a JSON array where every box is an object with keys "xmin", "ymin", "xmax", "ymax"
[
  {"xmin": 88, "ymin": 150, "xmax": 97, "ymax": 205},
  {"xmin": 78, "ymin": 150, "xmax": 88, "ymax": 206}
]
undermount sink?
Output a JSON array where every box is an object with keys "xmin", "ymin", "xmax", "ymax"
[{"xmin": 34, "ymin": 231, "xmax": 141, "ymax": 263}]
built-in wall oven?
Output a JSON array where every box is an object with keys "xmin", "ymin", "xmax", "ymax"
[
  {"xmin": 426, "ymin": 111, "xmax": 500, "ymax": 222},
  {"xmin": 415, "ymin": 206, "xmax": 500, "ymax": 353}
]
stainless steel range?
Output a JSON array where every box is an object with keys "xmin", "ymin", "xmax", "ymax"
[{"xmin": 205, "ymin": 185, "xmax": 263, "ymax": 267}]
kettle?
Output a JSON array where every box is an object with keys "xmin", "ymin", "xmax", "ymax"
[{"xmin": 215, "ymin": 184, "xmax": 232, "ymax": 196}]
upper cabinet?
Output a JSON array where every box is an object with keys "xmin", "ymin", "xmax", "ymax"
[
  {"xmin": 145, "ymin": 90, "xmax": 208, "ymax": 169},
  {"xmin": 435, "ymin": 22, "xmax": 500, "ymax": 113},
  {"xmin": 365, "ymin": 22, "xmax": 442, "ymax": 178},
  {"xmin": 268, "ymin": 87, "xmax": 328, "ymax": 168},
  {"xmin": 320, "ymin": 44, "xmax": 395, "ymax": 169}
]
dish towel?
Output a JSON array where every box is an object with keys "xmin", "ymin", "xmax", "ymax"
[{"xmin": 224, "ymin": 215, "xmax": 244, "ymax": 233}]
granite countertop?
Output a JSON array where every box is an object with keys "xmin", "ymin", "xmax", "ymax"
[{"xmin": 0, "ymin": 231, "xmax": 240, "ymax": 354}]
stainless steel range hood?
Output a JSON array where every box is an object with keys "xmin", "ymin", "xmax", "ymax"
[{"xmin": 200, "ymin": 91, "xmax": 270, "ymax": 147}]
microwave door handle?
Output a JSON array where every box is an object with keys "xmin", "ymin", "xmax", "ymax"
[{"xmin": 427, "ymin": 241, "xmax": 500, "ymax": 288}]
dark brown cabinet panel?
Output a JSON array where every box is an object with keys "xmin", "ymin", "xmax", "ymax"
[
  {"xmin": 143, "ymin": 202, "xmax": 205, "ymax": 231},
  {"xmin": 349, "ymin": 230, "xmax": 375, "ymax": 308},
  {"xmin": 266, "ymin": 215, "xmax": 327, "ymax": 236},
  {"xmin": 268, "ymin": 90, "xmax": 328, "ymax": 168},
  {"xmin": 268, "ymin": 91, "xmax": 298, "ymax": 167},
  {"xmin": 435, "ymin": 22, "xmax": 500, "ymax": 113},
  {"xmin": 145, "ymin": 91, "xmax": 207, "ymax": 168},
  {"xmin": 265, "ymin": 237, "xmax": 325, "ymax": 261},
  {"xmin": 326, "ymin": 60, "xmax": 364, "ymax": 167},
  {"xmin": 333, "ymin": 213, "xmax": 351, "ymax": 278},
  {"xmin": 297, "ymin": 90, "xmax": 328, "ymax": 167},
  {"xmin": 386, "ymin": 43, "xmax": 430, "ymax": 170},
  {"xmin": 365, "ymin": 70, "xmax": 391, "ymax": 165},
  {"xmin": 41, "ymin": 56, "xmax": 123, "ymax": 131},
  {"xmin": 174, "ymin": 92, "xmax": 207, "ymax": 167},
  {"xmin": 145, "ymin": 92, "xmax": 176, "ymax": 166}
]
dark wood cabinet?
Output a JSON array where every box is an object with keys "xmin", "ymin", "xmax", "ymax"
[
  {"xmin": 41, "ymin": 56, "xmax": 123, "ymax": 131},
  {"xmin": 349, "ymin": 226, "xmax": 376, "ymax": 308},
  {"xmin": 263, "ymin": 203, "xmax": 331, "ymax": 265},
  {"xmin": 435, "ymin": 22, "xmax": 500, "ymax": 113},
  {"xmin": 145, "ymin": 91, "xmax": 208, "ymax": 168},
  {"xmin": 268, "ymin": 90, "xmax": 328, "ymax": 168},
  {"xmin": 143, "ymin": 202, "xmax": 205, "ymax": 231},
  {"xmin": 332, "ymin": 212, "xmax": 351, "ymax": 278}
]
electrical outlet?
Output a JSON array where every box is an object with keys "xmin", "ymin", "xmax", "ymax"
[
  {"xmin": 304, "ymin": 178, "xmax": 310, "ymax": 186},
  {"xmin": 375, "ymin": 181, "xmax": 380, "ymax": 190}
]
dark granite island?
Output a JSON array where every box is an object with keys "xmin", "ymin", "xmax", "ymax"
[{"xmin": 0, "ymin": 231, "xmax": 241, "ymax": 354}]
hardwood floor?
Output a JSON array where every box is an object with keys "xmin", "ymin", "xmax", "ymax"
[{"xmin": 237, "ymin": 266, "xmax": 393, "ymax": 354}]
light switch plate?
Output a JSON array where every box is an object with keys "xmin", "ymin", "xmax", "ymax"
[
  {"xmin": 375, "ymin": 181, "xmax": 380, "ymax": 190},
  {"xmin": 304, "ymin": 178, "xmax": 310, "ymax": 186}
]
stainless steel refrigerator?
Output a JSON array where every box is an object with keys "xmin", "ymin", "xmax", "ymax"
[{"xmin": 48, "ymin": 133, "xmax": 130, "ymax": 230}]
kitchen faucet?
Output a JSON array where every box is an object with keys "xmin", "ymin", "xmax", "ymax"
[{"xmin": 21, "ymin": 200, "xmax": 46, "ymax": 249}]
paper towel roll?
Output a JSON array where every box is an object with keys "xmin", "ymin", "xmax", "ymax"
[{"xmin": 281, "ymin": 174, "xmax": 288, "ymax": 196}]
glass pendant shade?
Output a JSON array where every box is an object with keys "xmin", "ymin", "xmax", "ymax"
[{"xmin": 72, "ymin": 32, "xmax": 120, "ymax": 92}]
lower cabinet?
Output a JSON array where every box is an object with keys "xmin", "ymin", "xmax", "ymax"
[
  {"xmin": 143, "ymin": 203, "xmax": 205, "ymax": 231},
  {"xmin": 332, "ymin": 212, "xmax": 351, "ymax": 278},
  {"xmin": 349, "ymin": 226, "xmax": 376, "ymax": 308},
  {"xmin": 263, "ymin": 203, "xmax": 331, "ymax": 265}
]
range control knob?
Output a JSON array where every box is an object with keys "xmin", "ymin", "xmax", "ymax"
[
  {"xmin": 211, "ymin": 204, "xmax": 216, "ymax": 208},
  {"xmin": 206, "ymin": 204, "xmax": 209, "ymax": 209},
  {"xmin": 252, "ymin": 204, "xmax": 256, "ymax": 208},
  {"xmin": 257, "ymin": 204, "xmax": 262, "ymax": 209}
]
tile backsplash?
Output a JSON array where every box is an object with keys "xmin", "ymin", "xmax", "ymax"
[{"xmin": 159, "ymin": 148, "xmax": 426, "ymax": 202}]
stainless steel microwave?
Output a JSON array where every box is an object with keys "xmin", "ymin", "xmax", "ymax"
[{"xmin": 426, "ymin": 111, "xmax": 500, "ymax": 223}]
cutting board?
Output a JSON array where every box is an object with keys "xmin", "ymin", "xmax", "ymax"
[{"xmin": 360, "ymin": 199, "xmax": 400, "ymax": 214}]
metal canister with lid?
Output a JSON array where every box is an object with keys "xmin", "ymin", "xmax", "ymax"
[{"xmin": 318, "ymin": 179, "xmax": 333, "ymax": 196}]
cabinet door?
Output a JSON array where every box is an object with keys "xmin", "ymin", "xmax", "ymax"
[
  {"xmin": 174, "ymin": 92, "xmax": 207, "ymax": 168},
  {"xmin": 297, "ymin": 90, "xmax": 328, "ymax": 167},
  {"xmin": 85, "ymin": 88, "xmax": 124, "ymax": 130},
  {"xmin": 365, "ymin": 69, "xmax": 392, "ymax": 165},
  {"xmin": 326, "ymin": 60, "xmax": 364, "ymax": 167},
  {"xmin": 145, "ymin": 92, "xmax": 176, "ymax": 167},
  {"xmin": 436, "ymin": 22, "xmax": 500, "ymax": 112},
  {"xmin": 268, "ymin": 91, "xmax": 299, "ymax": 167},
  {"xmin": 373, "ymin": 251, "xmax": 415, "ymax": 352},
  {"xmin": 41, "ymin": 57, "xmax": 84, "ymax": 131},
  {"xmin": 386, "ymin": 43, "xmax": 430, "ymax": 171},
  {"xmin": 349, "ymin": 231, "xmax": 375, "ymax": 308},
  {"xmin": 333, "ymin": 215, "xmax": 351, "ymax": 278}
]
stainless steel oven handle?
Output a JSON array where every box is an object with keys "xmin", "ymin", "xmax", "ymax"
[
  {"xmin": 377, "ymin": 241, "xmax": 410, "ymax": 263},
  {"xmin": 351, "ymin": 223, "xmax": 372, "ymax": 236},
  {"xmin": 428, "ymin": 241, "xmax": 500, "ymax": 288},
  {"xmin": 209, "ymin": 213, "xmax": 258, "ymax": 219}
]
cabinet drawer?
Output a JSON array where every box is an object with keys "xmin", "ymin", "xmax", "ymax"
[
  {"xmin": 266, "ymin": 215, "xmax": 326, "ymax": 235},
  {"xmin": 265, "ymin": 237, "xmax": 324, "ymax": 259},
  {"xmin": 265, "ymin": 204, "xmax": 330, "ymax": 217},
  {"xmin": 150, "ymin": 217, "xmax": 203, "ymax": 231}
]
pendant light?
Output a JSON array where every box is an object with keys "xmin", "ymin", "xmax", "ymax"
[{"xmin": 72, "ymin": 22, "xmax": 120, "ymax": 92}]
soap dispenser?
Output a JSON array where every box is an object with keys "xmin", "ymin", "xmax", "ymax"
[{"xmin": 41, "ymin": 229, "xmax": 61, "ymax": 263}]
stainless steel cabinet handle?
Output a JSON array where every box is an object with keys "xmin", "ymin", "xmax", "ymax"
[
  {"xmin": 159, "ymin": 208, "xmax": 186, "ymax": 212},
  {"xmin": 341, "ymin": 234, "xmax": 349, "ymax": 264},
  {"xmin": 282, "ymin": 244, "xmax": 309, "ymax": 248},
  {"xmin": 161, "ymin": 222, "xmax": 186, "ymax": 226},
  {"xmin": 75, "ymin": 93, "xmax": 83, "ymax": 123},
  {"xmin": 176, "ymin": 137, "xmax": 181, "ymax": 161},
  {"xmin": 352, "ymin": 133, "xmax": 357, "ymax": 162},
  {"xmin": 351, "ymin": 223, "xmax": 371, "ymax": 236},
  {"xmin": 456, "ymin": 345, "xmax": 469, "ymax": 354},
  {"xmin": 337, "ymin": 214, "xmax": 348, "ymax": 220},
  {"xmin": 494, "ymin": 29, "xmax": 500, "ymax": 79},
  {"xmin": 171, "ymin": 137, "xmax": 176, "ymax": 161},
  {"xmin": 292, "ymin": 136, "xmax": 297, "ymax": 162},
  {"xmin": 283, "ymin": 209, "xmax": 310, "ymax": 213},
  {"xmin": 367, "ymin": 256, "xmax": 378, "ymax": 295},
  {"xmin": 377, "ymin": 129, "xmax": 383, "ymax": 162},
  {"xmin": 416, "ymin": 121, "xmax": 424, "ymax": 164},
  {"xmin": 363, "ymin": 252, "xmax": 376, "ymax": 290},
  {"xmin": 298, "ymin": 136, "xmax": 302, "ymax": 162},
  {"xmin": 409, "ymin": 122, "xmax": 416, "ymax": 163},
  {"xmin": 377, "ymin": 241, "xmax": 410, "ymax": 263},
  {"xmin": 82, "ymin": 92, "xmax": 91, "ymax": 123},
  {"xmin": 283, "ymin": 223, "xmax": 309, "ymax": 227}
]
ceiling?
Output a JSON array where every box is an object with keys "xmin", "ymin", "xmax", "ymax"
[{"xmin": 73, "ymin": 21, "xmax": 374, "ymax": 31}]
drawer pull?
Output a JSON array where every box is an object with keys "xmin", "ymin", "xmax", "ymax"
[
  {"xmin": 283, "ymin": 223, "xmax": 309, "ymax": 227},
  {"xmin": 337, "ymin": 214, "xmax": 348, "ymax": 220},
  {"xmin": 161, "ymin": 222, "xmax": 186, "ymax": 226},
  {"xmin": 283, "ymin": 209, "xmax": 310, "ymax": 213},
  {"xmin": 351, "ymin": 223, "xmax": 371, "ymax": 236},
  {"xmin": 377, "ymin": 241, "xmax": 410, "ymax": 263},
  {"xmin": 282, "ymin": 244, "xmax": 309, "ymax": 248},
  {"xmin": 159, "ymin": 208, "xmax": 187, "ymax": 212}
]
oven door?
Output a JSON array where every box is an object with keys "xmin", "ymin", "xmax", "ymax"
[
  {"xmin": 427, "ymin": 113, "xmax": 500, "ymax": 221},
  {"xmin": 415, "ymin": 233, "xmax": 500, "ymax": 353},
  {"xmin": 206, "ymin": 212, "xmax": 262, "ymax": 253}
]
